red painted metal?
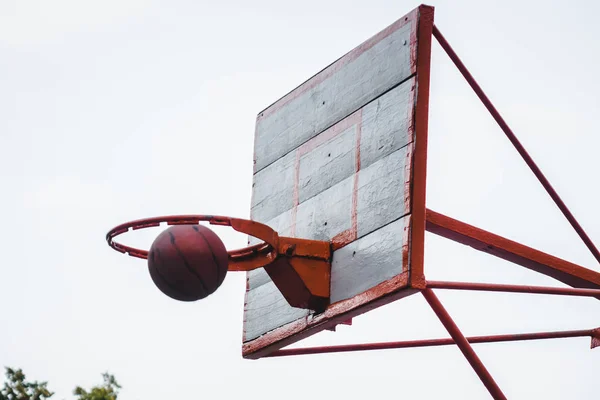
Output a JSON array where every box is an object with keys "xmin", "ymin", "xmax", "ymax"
[
  {"xmin": 267, "ymin": 328, "xmax": 597, "ymax": 357},
  {"xmin": 432, "ymin": 25, "xmax": 600, "ymax": 266},
  {"xmin": 106, "ymin": 215, "xmax": 279, "ymax": 264},
  {"xmin": 426, "ymin": 209, "xmax": 600, "ymax": 292},
  {"xmin": 592, "ymin": 328, "xmax": 600, "ymax": 349},
  {"xmin": 428, "ymin": 281, "xmax": 600, "ymax": 297},
  {"xmin": 409, "ymin": 5, "xmax": 435, "ymax": 290},
  {"xmin": 422, "ymin": 288, "xmax": 507, "ymax": 400}
]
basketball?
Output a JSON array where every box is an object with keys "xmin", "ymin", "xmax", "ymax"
[{"xmin": 147, "ymin": 224, "xmax": 229, "ymax": 301}]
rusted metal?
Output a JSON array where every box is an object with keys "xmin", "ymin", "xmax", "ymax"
[
  {"xmin": 428, "ymin": 281, "xmax": 600, "ymax": 297},
  {"xmin": 267, "ymin": 328, "xmax": 598, "ymax": 357},
  {"xmin": 432, "ymin": 25, "xmax": 600, "ymax": 266},
  {"xmin": 422, "ymin": 288, "xmax": 507, "ymax": 400},
  {"xmin": 107, "ymin": 215, "xmax": 332, "ymax": 311},
  {"xmin": 591, "ymin": 328, "xmax": 600, "ymax": 349},
  {"xmin": 265, "ymin": 256, "xmax": 330, "ymax": 311},
  {"xmin": 408, "ymin": 5, "xmax": 435, "ymax": 290},
  {"xmin": 325, "ymin": 318, "xmax": 353, "ymax": 332},
  {"xmin": 425, "ymin": 209, "xmax": 600, "ymax": 293}
]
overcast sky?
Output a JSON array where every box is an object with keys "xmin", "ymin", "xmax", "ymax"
[{"xmin": 1, "ymin": 0, "xmax": 599, "ymax": 399}]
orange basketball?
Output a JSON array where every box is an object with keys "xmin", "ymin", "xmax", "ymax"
[{"xmin": 147, "ymin": 225, "xmax": 229, "ymax": 301}]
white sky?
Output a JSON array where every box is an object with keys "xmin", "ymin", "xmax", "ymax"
[{"xmin": 1, "ymin": 0, "xmax": 599, "ymax": 399}]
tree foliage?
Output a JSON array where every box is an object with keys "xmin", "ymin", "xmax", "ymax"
[
  {"xmin": 0, "ymin": 367, "xmax": 54, "ymax": 400},
  {"xmin": 0, "ymin": 368, "xmax": 120, "ymax": 400},
  {"xmin": 73, "ymin": 374, "xmax": 120, "ymax": 400}
]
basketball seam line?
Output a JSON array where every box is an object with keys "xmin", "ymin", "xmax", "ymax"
[
  {"xmin": 168, "ymin": 231, "xmax": 210, "ymax": 294},
  {"xmin": 192, "ymin": 226, "xmax": 226, "ymax": 285},
  {"xmin": 151, "ymin": 249, "xmax": 201, "ymax": 301}
]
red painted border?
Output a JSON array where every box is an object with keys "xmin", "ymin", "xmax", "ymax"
[{"xmin": 408, "ymin": 5, "xmax": 434, "ymax": 289}]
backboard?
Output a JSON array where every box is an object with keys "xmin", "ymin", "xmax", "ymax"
[{"xmin": 243, "ymin": 5, "xmax": 434, "ymax": 359}]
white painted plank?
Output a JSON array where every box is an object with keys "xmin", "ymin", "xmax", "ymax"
[
  {"xmin": 250, "ymin": 151, "xmax": 295, "ymax": 223},
  {"xmin": 295, "ymin": 175, "xmax": 354, "ymax": 242},
  {"xmin": 331, "ymin": 216, "xmax": 408, "ymax": 303},
  {"xmin": 359, "ymin": 77, "xmax": 415, "ymax": 170},
  {"xmin": 253, "ymin": 19, "xmax": 416, "ymax": 172},
  {"xmin": 298, "ymin": 125, "xmax": 357, "ymax": 204},
  {"xmin": 244, "ymin": 280, "xmax": 309, "ymax": 341},
  {"xmin": 357, "ymin": 147, "xmax": 411, "ymax": 238}
]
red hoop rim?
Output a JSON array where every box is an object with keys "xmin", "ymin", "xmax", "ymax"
[{"xmin": 106, "ymin": 215, "xmax": 279, "ymax": 267}]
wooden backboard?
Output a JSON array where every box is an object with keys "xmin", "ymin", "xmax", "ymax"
[{"xmin": 243, "ymin": 4, "xmax": 434, "ymax": 359}]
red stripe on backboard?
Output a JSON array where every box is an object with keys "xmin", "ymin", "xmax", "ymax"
[{"xmin": 351, "ymin": 109, "xmax": 363, "ymax": 238}]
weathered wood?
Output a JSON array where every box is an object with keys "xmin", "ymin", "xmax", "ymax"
[
  {"xmin": 243, "ymin": 6, "xmax": 425, "ymax": 350},
  {"xmin": 331, "ymin": 217, "xmax": 408, "ymax": 303},
  {"xmin": 244, "ymin": 280, "xmax": 310, "ymax": 342},
  {"xmin": 295, "ymin": 175, "xmax": 354, "ymax": 241},
  {"xmin": 359, "ymin": 78, "xmax": 415, "ymax": 170},
  {"xmin": 356, "ymin": 146, "xmax": 411, "ymax": 238},
  {"xmin": 251, "ymin": 152, "xmax": 295, "ymax": 224},
  {"xmin": 251, "ymin": 80, "xmax": 415, "ymax": 224},
  {"xmin": 253, "ymin": 13, "xmax": 417, "ymax": 172},
  {"xmin": 298, "ymin": 123, "xmax": 358, "ymax": 204}
]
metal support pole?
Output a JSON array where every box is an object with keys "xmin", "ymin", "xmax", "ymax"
[
  {"xmin": 266, "ymin": 328, "xmax": 596, "ymax": 357},
  {"xmin": 432, "ymin": 25, "xmax": 600, "ymax": 265},
  {"xmin": 427, "ymin": 281, "xmax": 600, "ymax": 297},
  {"xmin": 422, "ymin": 288, "xmax": 507, "ymax": 400}
]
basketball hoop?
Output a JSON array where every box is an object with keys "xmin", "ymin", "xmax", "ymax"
[{"xmin": 106, "ymin": 215, "xmax": 332, "ymax": 310}]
